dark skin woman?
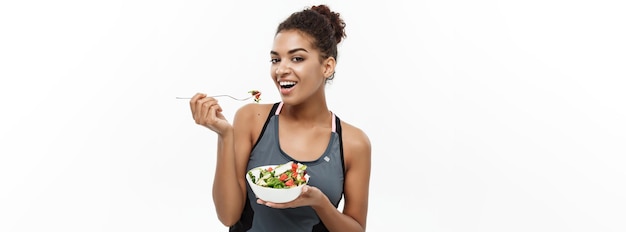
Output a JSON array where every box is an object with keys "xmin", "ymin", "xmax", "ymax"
[{"xmin": 188, "ymin": 5, "xmax": 371, "ymax": 231}]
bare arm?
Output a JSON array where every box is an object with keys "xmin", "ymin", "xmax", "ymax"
[
  {"xmin": 190, "ymin": 94, "xmax": 259, "ymax": 226},
  {"xmin": 314, "ymin": 124, "xmax": 371, "ymax": 231},
  {"xmin": 211, "ymin": 129, "xmax": 243, "ymax": 226}
]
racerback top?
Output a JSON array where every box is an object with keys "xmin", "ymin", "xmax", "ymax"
[{"xmin": 229, "ymin": 102, "xmax": 345, "ymax": 232}]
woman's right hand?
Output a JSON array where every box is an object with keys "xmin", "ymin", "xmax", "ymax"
[{"xmin": 189, "ymin": 93, "xmax": 233, "ymax": 135}]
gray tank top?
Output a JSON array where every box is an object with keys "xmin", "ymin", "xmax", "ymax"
[{"xmin": 230, "ymin": 102, "xmax": 345, "ymax": 232}]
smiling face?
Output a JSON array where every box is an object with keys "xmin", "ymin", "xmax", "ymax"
[{"xmin": 270, "ymin": 30, "xmax": 335, "ymax": 105}]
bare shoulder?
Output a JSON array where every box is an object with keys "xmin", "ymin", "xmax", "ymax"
[
  {"xmin": 233, "ymin": 102, "xmax": 278, "ymax": 142},
  {"xmin": 339, "ymin": 120, "xmax": 371, "ymax": 170},
  {"xmin": 340, "ymin": 120, "xmax": 371, "ymax": 151},
  {"xmin": 234, "ymin": 102, "xmax": 275, "ymax": 121}
]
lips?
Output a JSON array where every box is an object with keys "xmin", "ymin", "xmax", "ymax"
[{"xmin": 278, "ymin": 81, "xmax": 297, "ymax": 95}]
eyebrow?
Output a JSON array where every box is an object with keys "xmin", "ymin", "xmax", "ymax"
[{"xmin": 270, "ymin": 48, "xmax": 309, "ymax": 55}]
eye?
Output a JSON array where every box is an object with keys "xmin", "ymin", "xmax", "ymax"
[
  {"xmin": 270, "ymin": 58, "xmax": 280, "ymax": 64},
  {"xmin": 291, "ymin": 57, "xmax": 304, "ymax": 62}
]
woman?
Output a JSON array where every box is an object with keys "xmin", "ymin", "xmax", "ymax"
[{"xmin": 188, "ymin": 5, "xmax": 371, "ymax": 231}]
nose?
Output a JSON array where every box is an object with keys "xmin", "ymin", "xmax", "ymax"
[{"xmin": 275, "ymin": 63, "xmax": 290, "ymax": 79}]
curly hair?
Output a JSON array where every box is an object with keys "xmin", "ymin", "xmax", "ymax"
[{"xmin": 276, "ymin": 4, "xmax": 347, "ymax": 64}]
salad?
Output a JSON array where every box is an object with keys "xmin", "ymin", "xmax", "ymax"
[
  {"xmin": 248, "ymin": 161, "xmax": 308, "ymax": 189},
  {"xmin": 248, "ymin": 90, "xmax": 262, "ymax": 103}
]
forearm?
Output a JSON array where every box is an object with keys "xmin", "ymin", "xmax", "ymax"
[
  {"xmin": 212, "ymin": 130, "xmax": 244, "ymax": 226},
  {"xmin": 313, "ymin": 196, "xmax": 365, "ymax": 232}
]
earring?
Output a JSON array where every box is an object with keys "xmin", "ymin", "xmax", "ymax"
[{"xmin": 327, "ymin": 72, "xmax": 335, "ymax": 80}]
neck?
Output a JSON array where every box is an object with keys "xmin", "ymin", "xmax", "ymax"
[{"xmin": 281, "ymin": 100, "xmax": 331, "ymax": 126}]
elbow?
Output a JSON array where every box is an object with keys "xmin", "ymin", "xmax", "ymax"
[
  {"xmin": 217, "ymin": 214, "xmax": 239, "ymax": 227},
  {"xmin": 213, "ymin": 199, "xmax": 244, "ymax": 226}
]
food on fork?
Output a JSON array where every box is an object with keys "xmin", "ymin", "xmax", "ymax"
[{"xmin": 249, "ymin": 90, "xmax": 262, "ymax": 103}]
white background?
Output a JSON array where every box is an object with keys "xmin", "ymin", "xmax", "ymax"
[{"xmin": 1, "ymin": 0, "xmax": 625, "ymax": 231}]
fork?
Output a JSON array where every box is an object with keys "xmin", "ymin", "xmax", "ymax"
[{"xmin": 175, "ymin": 95, "xmax": 254, "ymax": 101}]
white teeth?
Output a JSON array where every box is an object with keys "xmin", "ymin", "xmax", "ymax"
[{"xmin": 279, "ymin": 81, "xmax": 297, "ymax": 86}]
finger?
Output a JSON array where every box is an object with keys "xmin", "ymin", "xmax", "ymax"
[
  {"xmin": 260, "ymin": 201, "xmax": 281, "ymax": 208},
  {"xmin": 299, "ymin": 185, "xmax": 316, "ymax": 199},
  {"xmin": 195, "ymin": 97, "xmax": 216, "ymax": 117},
  {"xmin": 194, "ymin": 98, "xmax": 207, "ymax": 123},
  {"xmin": 293, "ymin": 185, "xmax": 308, "ymax": 198},
  {"xmin": 215, "ymin": 103, "xmax": 223, "ymax": 114},
  {"xmin": 256, "ymin": 198, "xmax": 283, "ymax": 207},
  {"xmin": 206, "ymin": 102, "xmax": 222, "ymax": 123},
  {"xmin": 198, "ymin": 99, "xmax": 216, "ymax": 123},
  {"xmin": 190, "ymin": 92, "xmax": 205, "ymax": 102},
  {"xmin": 190, "ymin": 93, "xmax": 207, "ymax": 121},
  {"xmin": 202, "ymin": 100, "xmax": 213, "ymax": 123},
  {"xmin": 189, "ymin": 93, "xmax": 206, "ymax": 113},
  {"xmin": 256, "ymin": 199, "xmax": 276, "ymax": 208}
]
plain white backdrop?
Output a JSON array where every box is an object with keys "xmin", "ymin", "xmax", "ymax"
[{"xmin": 1, "ymin": 0, "xmax": 625, "ymax": 231}]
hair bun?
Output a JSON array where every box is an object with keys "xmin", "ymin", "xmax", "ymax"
[{"xmin": 311, "ymin": 5, "xmax": 346, "ymax": 44}]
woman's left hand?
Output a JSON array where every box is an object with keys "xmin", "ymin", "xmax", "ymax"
[{"xmin": 257, "ymin": 185, "xmax": 323, "ymax": 208}]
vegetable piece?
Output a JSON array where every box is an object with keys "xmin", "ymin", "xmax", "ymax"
[
  {"xmin": 248, "ymin": 90, "xmax": 262, "ymax": 103},
  {"xmin": 248, "ymin": 161, "xmax": 309, "ymax": 189}
]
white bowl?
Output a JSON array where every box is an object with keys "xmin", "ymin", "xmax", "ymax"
[{"xmin": 246, "ymin": 164, "xmax": 309, "ymax": 203}]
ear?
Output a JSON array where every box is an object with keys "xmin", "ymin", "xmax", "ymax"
[{"xmin": 321, "ymin": 57, "xmax": 336, "ymax": 79}]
